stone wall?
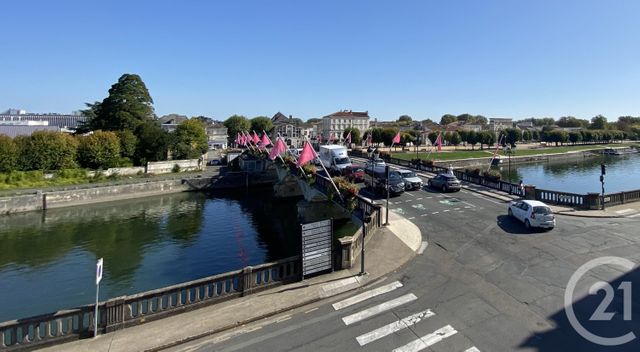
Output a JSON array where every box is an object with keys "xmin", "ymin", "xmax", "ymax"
[
  {"xmin": 147, "ymin": 159, "xmax": 202, "ymax": 174},
  {"xmin": 437, "ymin": 149, "xmax": 598, "ymax": 169},
  {"xmin": 0, "ymin": 193, "xmax": 43, "ymax": 214}
]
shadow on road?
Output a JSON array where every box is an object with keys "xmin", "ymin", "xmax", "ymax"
[
  {"xmin": 496, "ymin": 215, "xmax": 551, "ymax": 235},
  {"xmin": 519, "ymin": 267, "xmax": 640, "ymax": 351}
]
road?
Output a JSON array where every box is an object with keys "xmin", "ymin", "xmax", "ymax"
[{"xmin": 166, "ymin": 172, "xmax": 640, "ymax": 352}]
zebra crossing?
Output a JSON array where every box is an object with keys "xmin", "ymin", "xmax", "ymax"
[{"xmin": 332, "ymin": 281, "xmax": 481, "ymax": 352}]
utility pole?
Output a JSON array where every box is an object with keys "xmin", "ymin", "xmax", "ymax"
[{"xmin": 600, "ymin": 163, "xmax": 606, "ymax": 210}]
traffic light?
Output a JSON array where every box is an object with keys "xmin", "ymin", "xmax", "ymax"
[{"xmin": 601, "ymin": 164, "xmax": 606, "ymax": 175}]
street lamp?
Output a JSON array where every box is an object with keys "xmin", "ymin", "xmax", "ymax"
[
  {"xmin": 358, "ymin": 209, "xmax": 372, "ymax": 276},
  {"xmin": 415, "ymin": 135, "xmax": 421, "ymax": 161}
]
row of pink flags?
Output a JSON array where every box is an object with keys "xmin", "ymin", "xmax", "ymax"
[{"xmin": 233, "ymin": 131, "xmax": 317, "ymax": 167}]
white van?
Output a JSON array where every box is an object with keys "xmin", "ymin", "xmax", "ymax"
[{"xmin": 319, "ymin": 145, "xmax": 352, "ymax": 174}]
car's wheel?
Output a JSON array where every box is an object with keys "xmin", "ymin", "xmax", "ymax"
[
  {"xmin": 508, "ymin": 208, "xmax": 513, "ymax": 217},
  {"xmin": 525, "ymin": 219, "xmax": 531, "ymax": 230}
]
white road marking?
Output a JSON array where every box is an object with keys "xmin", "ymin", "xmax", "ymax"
[
  {"xmin": 305, "ymin": 307, "xmax": 318, "ymax": 314},
  {"xmin": 416, "ymin": 198, "xmax": 423, "ymax": 200},
  {"xmin": 421, "ymin": 213, "xmax": 429, "ymax": 217},
  {"xmin": 275, "ymin": 315, "xmax": 291, "ymax": 323},
  {"xmin": 453, "ymin": 208, "xmax": 460, "ymax": 211},
  {"xmin": 332, "ymin": 281, "xmax": 403, "ymax": 310},
  {"xmin": 464, "ymin": 206, "xmax": 472, "ymax": 209},
  {"xmin": 462, "ymin": 201, "xmax": 476, "ymax": 208},
  {"xmin": 408, "ymin": 217, "xmax": 415, "ymax": 220},
  {"xmin": 392, "ymin": 325, "xmax": 458, "ymax": 352},
  {"xmin": 426, "ymin": 196, "xmax": 433, "ymax": 199},
  {"xmin": 432, "ymin": 211, "xmax": 439, "ymax": 214},
  {"xmin": 628, "ymin": 213, "xmax": 640, "ymax": 218},
  {"xmin": 465, "ymin": 347, "xmax": 481, "ymax": 352},
  {"xmin": 405, "ymin": 192, "xmax": 416, "ymax": 197},
  {"xmin": 616, "ymin": 208, "xmax": 634, "ymax": 214},
  {"xmin": 342, "ymin": 293, "xmax": 417, "ymax": 325},
  {"xmin": 417, "ymin": 241, "xmax": 428, "ymax": 254},
  {"xmin": 405, "ymin": 200, "xmax": 413, "ymax": 203},
  {"xmin": 356, "ymin": 309, "xmax": 435, "ymax": 346},
  {"xmin": 443, "ymin": 209, "xmax": 450, "ymax": 212}
]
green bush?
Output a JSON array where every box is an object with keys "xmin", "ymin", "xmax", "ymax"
[
  {"xmin": 77, "ymin": 131, "xmax": 121, "ymax": 169},
  {"xmin": 16, "ymin": 131, "xmax": 78, "ymax": 171},
  {"xmin": 0, "ymin": 135, "xmax": 17, "ymax": 172},
  {"xmin": 172, "ymin": 164, "xmax": 181, "ymax": 173}
]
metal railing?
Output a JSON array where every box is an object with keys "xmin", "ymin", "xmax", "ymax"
[
  {"xmin": 0, "ymin": 256, "xmax": 300, "ymax": 351},
  {"xmin": 536, "ymin": 189, "xmax": 585, "ymax": 207}
]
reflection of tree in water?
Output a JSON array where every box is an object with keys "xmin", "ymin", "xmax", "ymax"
[
  {"xmin": 209, "ymin": 188, "xmax": 301, "ymax": 262},
  {"xmin": 0, "ymin": 193, "xmax": 204, "ymax": 288}
]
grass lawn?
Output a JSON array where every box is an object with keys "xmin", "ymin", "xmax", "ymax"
[{"xmin": 390, "ymin": 143, "xmax": 638, "ymax": 161}]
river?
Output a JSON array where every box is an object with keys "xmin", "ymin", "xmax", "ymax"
[
  {"xmin": 0, "ymin": 190, "xmax": 301, "ymax": 322},
  {"xmin": 493, "ymin": 153, "xmax": 640, "ymax": 194}
]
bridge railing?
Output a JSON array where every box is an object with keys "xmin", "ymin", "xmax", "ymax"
[
  {"xmin": 0, "ymin": 256, "xmax": 300, "ymax": 351},
  {"xmin": 604, "ymin": 189, "xmax": 640, "ymax": 206},
  {"xmin": 535, "ymin": 189, "xmax": 585, "ymax": 207}
]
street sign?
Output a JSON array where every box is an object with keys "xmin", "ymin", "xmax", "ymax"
[
  {"xmin": 96, "ymin": 258, "xmax": 103, "ymax": 285},
  {"xmin": 301, "ymin": 219, "xmax": 332, "ymax": 277}
]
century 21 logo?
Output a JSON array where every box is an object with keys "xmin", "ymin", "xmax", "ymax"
[{"xmin": 565, "ymin": 256, "xmax": 636, "ymax": 346}]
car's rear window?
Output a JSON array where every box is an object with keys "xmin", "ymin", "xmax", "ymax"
[{"xmin": 533, "ymin": 206, "xmax": 552, "ymax": 215}]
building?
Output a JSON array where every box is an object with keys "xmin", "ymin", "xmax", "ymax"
[
  {"xmin": 460, "ymin": 124, "xmax": 483, "ymax": 133},
  {"xmin": 0, "ymin": 110, "xmax": 86, "ymax": 129},
  {"xmin": 270, "ymin": 112, "xmax": 308, "ymax": 147},
  {"xmin": 158, "ymin": 114, "xmax": 188, "ymax": 133},
  {"xmin": 206, "ymin": 124, "xmax": 228, "ymax": 149},
  {"xmin": 0, "ymin": 125, "xmax": 60, "ymax": 138},
  {"xmin": 488, "ymin": 118, "xmax": 513, "ymax": 130},
  {"xmin": 321, "ymin": 110, "xmax": 370, "ymax": 143}
]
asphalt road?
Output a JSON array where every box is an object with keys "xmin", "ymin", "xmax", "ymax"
[{"xmin": 167, "ymin": 175, "xmax": 640, "ymax": 352}]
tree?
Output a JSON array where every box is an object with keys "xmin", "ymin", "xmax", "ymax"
[
  {"xmin": 398, "ymin": 115, "xmax": 412, "ymax": 124},
  {"xmin": 427, "ymin": 131, "xmax": 439, "ymax": 145},
  {"xmin": 370, "ymin": 127, "xmax": 385, "ymax": 145},
  {"xmin": 250, "ymin": 116, "xmax": 273, "ymax": 135},
  {"xmin": 440, "ymin": 114, "xmax": 457, "ymax": 125},
  {"xmin": 86, "ymin": 73, "xmax": 155, "ymax": 132},
  {"xmin": 400, "ymin": 132, "xmax": 415, "ymax": 145},
  {"xmin": 192, "ymin": 115, "xmax": 215, "ymax": 126},
  {"xmin": 77, "ymin": 131, "xmax": 121, "ymax": 169},
  {"xmin": 0, "ymin": 135, "xmax": 17, "ymax": 172},
  {"xmin": 503, "ymin": 128, "xmax": 523, "ymax": 147},
  {"xmin": 478, "ymin": 131, "xmax": 495, "ymax": 150},
  {"xmin": 116, "ymin": 130, "xmax": 138, "ymax": 160},
  {"xmin": 449, "ymin": 132, "xmax": 462, "ymax": 146},
  {"xmin": 522, "ymin": 130, "xmax": 532, "ymax": 142},
  {"xmin": 342, "ymin": 127, "xmax": 361, "ymax": 145},
  {"xmin": 381, "ymin": 128, "xmax": 399, "ymax": 146},
  {"xmin": 17, "ymin": 131, "xmax": 78, "ymax": 171},
  {"xmin": 531, "ymin": 130, "xmax": 540, "ymax": 141},
  {"xmin": 589, "ymin": 115, "xmax": 607, "ymax": 130},
  {"xmin": 135, "ymin": 121, "xmax": 169, "ymax": 164},
  {"xmin": 223, "ymin": 115, "xmax": 251, "ymax": 144},
  {"xmin": 77, "ymin": 101, "xmax": 102, "ymax": 133},
  {"xmin": 557, "ymin": 116, "xmax": 588, "ymax": 128},
  {"xmin": 568, "ymin": 131, "xmax": 583, "ymax": 145},
  {"xmin": 171, "ymin": 119, "xmax": 209, "ymax": 160},
  {"xmin": 475, "ymin": 116, "xmax": 488, "ymax": 125},
  {"xmin": 466, "ymin": 131, "xmax": 478, "ymax": 150}
]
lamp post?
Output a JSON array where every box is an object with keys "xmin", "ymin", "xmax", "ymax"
[
  {"xmin": 359, "ymin": 209, "xmax": 371, "ymax": 276},
  {"xmin": 415, "ymin": 135, "xmax": 421, "ymax": 161},
  {"xmin": 367, "ymin": 147, "xmax": 379, "ymax": 191}
]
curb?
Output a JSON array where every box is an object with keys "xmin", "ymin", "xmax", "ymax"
[{"xmin": 554, "ymin": 211, "xmax": 623, "ymax": 219}]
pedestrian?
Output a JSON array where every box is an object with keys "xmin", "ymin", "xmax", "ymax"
[
  {"xmin": 448, "ymin": 164, "xmax": 454, "ymax": 176},
  {"xmin": 518, "ymin": 180, "xmax": 525, "ymax": 198}
]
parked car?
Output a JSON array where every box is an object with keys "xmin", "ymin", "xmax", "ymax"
[
  {"xmin": 373, "ymin": 170, "xmax": 405, "ymax": 196},
  {"xmin": 397, "ymin": 169, "xmax": 423, "ymax": 190},
  {"xmin": 508, "ymin": 200, "xmax": 555, "ymax": 230},
  {"xmin": 343, "ymin": 164, "xmax": 365, "ymax": 183},
  {"xmin": 364, "ymin": 158, "xmax": 386, "ymax": 170},
  {"xmin": 427, "ymin": 174, "xmax": 461, "ymax": 192}
]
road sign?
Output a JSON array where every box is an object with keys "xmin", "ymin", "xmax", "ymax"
[
  {"xmin": 96, "ymin": 258, "xmax": 103, "ymax": 285},
  {"xmin": 301, "ymin": 219, "xmax": 332, "ymax": 277}
]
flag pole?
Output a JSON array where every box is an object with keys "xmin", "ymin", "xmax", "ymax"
[
  {"xmin": 487, "ymin": 134, "xmax": 504, "ymax": 172},
  {"xmin": 304, "ymin": 136, "xmax": 343, "ymax": 202}
]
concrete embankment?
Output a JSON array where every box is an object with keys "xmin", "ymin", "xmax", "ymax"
[{"xmin": 436, "ymin": 149, "xmax": 600, "ymax": 169}]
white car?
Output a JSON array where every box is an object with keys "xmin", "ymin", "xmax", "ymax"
[
  {"xmin": 508, "ymin": 200, "xmax": 555, "ymax": 230},
  {"xmin": 364, "ymin": 158, "xmax": 386, "ymax": 170},
  {"xmin": 397, "ymin": 169, "xmax": 423, "ymax": 190}
]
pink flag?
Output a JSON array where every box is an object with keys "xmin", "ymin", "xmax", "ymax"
[
  {"xmin": 367, "ymin": 133, "xmax": 372, "ymax": 146},
  {"xmin": 392, "ymin": 132, "xmax": 401, "ymax": 145},
  {"xmin": 252, "ymin": 131, "xmax": 260, "ymax": 145},
  {"xmin": 435, "ymin": 132, "xmax": 442, "ymax": 152},
  {"xmin": 240, "ymin": 132, "xmax": 246, "ymax": 146},
  {"xmin": 296, "ymin": 141, "xmax": 316, "ymax": 167},
  {"xmin": 345, "ymin": 131, "xmax": 351, "ymax": 145},
  {"xmin": 235, "ymin": 133, "xmax": 240, "ymax": 146},
  {"xmin": 269, "ymin": 137, "xmax": 287, "ymax": 160},
  {"xmin": 261, "ymin": 133, "xmax": 271, "ymax": 149}
]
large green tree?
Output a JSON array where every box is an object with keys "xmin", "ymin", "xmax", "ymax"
[
  {"xmin": 223, "ymin": 115, "xmax": 251, "ymax": 144},
  {"xmin": 250, "ymin": 116, "xmax": 273, "ymax": 134},
  {"xmin": 503, "ymin": 128, "xmax": 523, "ymax": 147},
  {"xmin": 398, "ymin": 115, "xmax": 412, "ymax": 124},
  {"xmin": 77, "ymin": 131, "xmax": 121, "ymax": 169},
  {"xmin": 589, "ymin": 115, "xmax": 607, "ymax": 130},
  {"xmin": 0, "ymin": 135, "xmax": 17, "ymax": 172},
  {"xmin": 171, "ymin": 119, "xmax": 209, "ymax": 159},
  {"xmin": 135, "ymin": 121, "xmax": 169, "ymax": 164},
  {"xmin": 86, "ymin": 74, "xmax": 156, "ymax": 132},
  {"xmin": 116, "ymin": 130, "xmax": 138, "ymax": 160},
  {"xmin": 440, "ymin": 114, "xmax": 457, "ymax": 125}
]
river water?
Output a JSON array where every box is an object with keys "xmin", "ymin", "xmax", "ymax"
[
  {"xmin": 0, "ymin": 190, "xmax": 301, "ymax": 322},
  {"xmin": 493, "ymin": 153, "xmax": 640, "ymax": 194}
]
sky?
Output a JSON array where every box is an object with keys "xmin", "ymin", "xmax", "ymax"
[{"xmin": 2, "ymin": 0, "xmax": 639, "ymax": 122}]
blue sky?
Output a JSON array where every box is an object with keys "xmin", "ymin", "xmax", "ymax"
[{"xmin": 2, "ymin": 0, "xmax": 639, "ymax": 122}]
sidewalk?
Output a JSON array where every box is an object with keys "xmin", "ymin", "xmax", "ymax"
[{"xmin": 38, "ymin": 211, "xmax": 422, "ymax": 352}]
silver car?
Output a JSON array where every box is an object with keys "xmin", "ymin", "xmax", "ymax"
[{"xmin": 397, "ymin": 169, "xmax": 423, "ymax": 190}]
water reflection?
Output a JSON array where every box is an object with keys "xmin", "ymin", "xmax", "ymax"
[{"xmin": 0, "ymin": 190, "xmax": 300, "ymax": 321}]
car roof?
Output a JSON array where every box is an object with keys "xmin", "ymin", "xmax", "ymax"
[{"xmin": 520, "ymin": 200, "xmax": 549, "ymax": 207}]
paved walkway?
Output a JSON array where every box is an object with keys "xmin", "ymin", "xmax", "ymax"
[{"xmin": 38, "ymin": 211, "xmax": 423, "ymax": 352}]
